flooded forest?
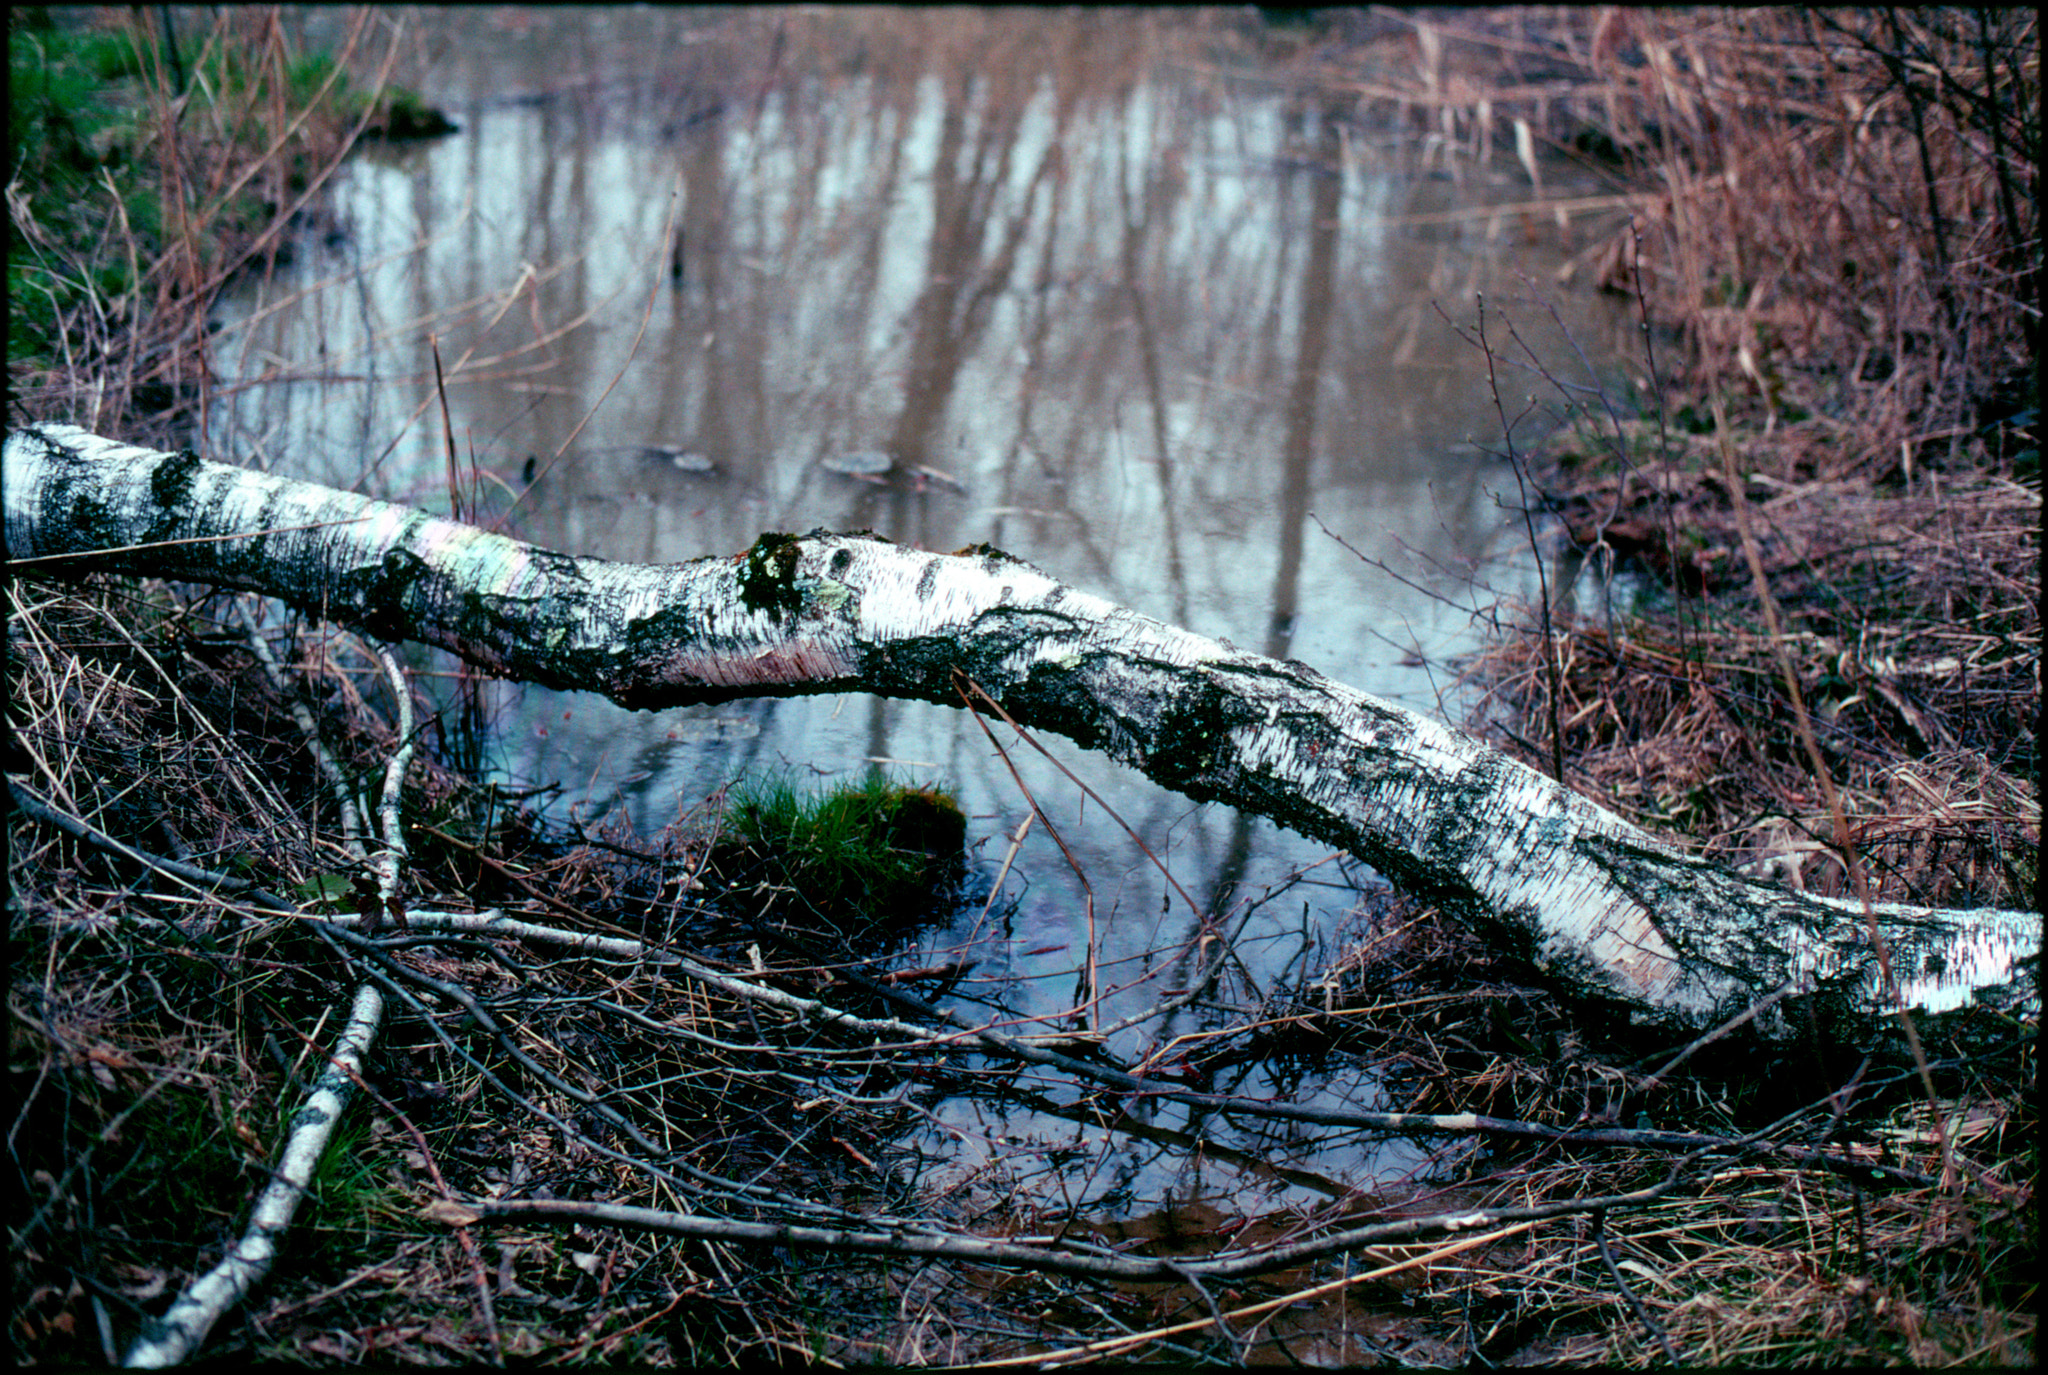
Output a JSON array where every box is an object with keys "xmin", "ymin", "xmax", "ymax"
[{"xmin": 8, "ymin": 7, "xmax": 2036, "ymax": 1366}]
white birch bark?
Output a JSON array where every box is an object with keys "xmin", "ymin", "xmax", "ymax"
[
  {"xmin": 7, "ymin": 424, "xmax": 2038, "ymax": 1038},
  {"xmin": 122, "ymin": 983, "xmax": 384, "ymax": 1367},
  {"xmin": 121, "ymin": 639, "xmax": 413, "ymax": 1367}
]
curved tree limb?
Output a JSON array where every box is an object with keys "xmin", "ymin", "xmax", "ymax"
[{"xmin": 6, "ymin": 424, "xmax": 2038, "ymax": 1040}]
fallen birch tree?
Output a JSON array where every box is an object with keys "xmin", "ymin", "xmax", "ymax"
[{"xmin": 5, "ymin": 423, "xmax": 2038, "ymax": 1042}]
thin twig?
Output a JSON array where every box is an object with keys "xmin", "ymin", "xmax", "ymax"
[
  {"xmin": 120, "ymin": 639, "xmax": 421, "ymax": 1364},
  {"xmin": 448, "ymin": 1180, "xmax": 1672, "ymax": 1284},
  {"xmin": 1709, "ymin": 395, "xmax": 1946, "ymax": 1176},
  {"xmin": 1637, "ymin": 981, "xmax": 1797, "ymax": 1093},
  {"xmin": 8, "ymin": 780, "xmax": 298, "ymax": 915},
  {"xmin": 1593, "ymin": 1209, "xmax": 1683, "ymax": 1363},
  {"xmin": 1469, "ymin": 293, "xmax": 1567, "ymax": 786}
]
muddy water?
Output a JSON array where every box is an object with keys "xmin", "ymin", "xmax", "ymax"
[{"xmin": 210, "ymin": 9, "xmax": 1630, "ymax": 1211}]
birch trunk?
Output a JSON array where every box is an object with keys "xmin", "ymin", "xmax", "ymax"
[{"xmin": 7, "ymin": 424, "xmax": 2037, "ymax": 1038}]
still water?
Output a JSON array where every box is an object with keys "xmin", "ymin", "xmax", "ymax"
[{"xmin": 209, "ymin": 8, "xmax": 1631, "ymax": 1209}]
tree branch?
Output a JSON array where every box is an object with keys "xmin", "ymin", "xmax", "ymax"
[
  {"xmin": 438, "ymin": 1176, "xmax": 1683, "ymax": 1284},
  {"xmin": 123, "ymin": 982, "xmax": 384, "ymax": 1368},
  {"xmin": 7, "ymin": 423, "xmax": 2037, "ymax": 1041}
]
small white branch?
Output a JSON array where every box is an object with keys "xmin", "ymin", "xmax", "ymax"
[
  {"xmin": 124, "ymin": 982, "xmax": 385, "ymax": 1368},
  {"xmin": 371, "ymin": 643, "xmax": 414, "ymax": 921},
  {"xmin": 122, "ymin": 646, "xmax": 417, "ymax": 1364}
]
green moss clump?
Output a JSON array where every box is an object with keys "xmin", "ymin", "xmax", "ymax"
[
  {"xmin": 8, "ymin": 17, "xmax": 153, "ymax": 367},
  {"xmin": 718, "ymin": 771, "xmax": 967, "ymax": 932},
  {"xmin": 148, "ymin": 446, "xmax": 204, "ymax": 511}
]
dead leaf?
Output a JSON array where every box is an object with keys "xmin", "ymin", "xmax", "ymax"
[{"xmin": 422, "ymin": 1199, "xmax": 482, "ymax": 1227}]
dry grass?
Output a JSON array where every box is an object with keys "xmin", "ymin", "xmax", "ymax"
[
  {"xmin": 1471, "ymin": 463, "xmax": 2038, "ymax": 911},
  {"xmin": 1320, "ymin": 8, "xmax": 2037, "ymax": 447},
  {"xmin": 8, "ymin": 6, "xmax": 2038, "ymax": 1367},
  {"xmin": 3, "ymin": 573, "xmax": 1008, "ymax": 1364},
  {"xmin": 8, "ymin": 7, "xmax": 410, "ymax": 445},
  {"xmin": 1280, "ymin": 13, "xmax": 2039, "ymax": 923},
  {"xmin": 1285, "ymin": 897, "xmax": 2036, "ymax": 1367},
  {"xmin": 1273, "ymin": 8, "xmax": 2041, "ymax": 1364}
]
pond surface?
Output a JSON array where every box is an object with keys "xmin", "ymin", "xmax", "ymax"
[{"xmin": 208, "ymin": 7, "xmax": 1632, "ymax": 1213}]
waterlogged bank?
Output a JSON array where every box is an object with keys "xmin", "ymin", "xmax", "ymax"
[
  {"xmin": 7, "ymin": 8, "xmax": 448, "ymax": 438},
  {"xmin": 203, "ymin": 2, "xmax": 1636, "ymax": 1100},
  {"xmin": 9, "ymin": 6, "xmax": 2035, "ymax": 1366}
]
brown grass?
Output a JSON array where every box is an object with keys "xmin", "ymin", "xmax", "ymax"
[
  {"xmin": 2, "ymin": 573, "xmax": 985, "ymax": 1364},
  {"xmin": 1474, "ymin": 460, "xmax": 2037, "ymax": 910},
  {"xmin": 1322, "ymin": 8, "xmax": 2037, "ymax": 448},
  {"xmin": 1383, "ymin": 7, "xmax": 2040, "ymax": 915},
  {"xmin": 1279, "ymin": 8, "xmax": 2040, "ymax": 1364},
  {"xmin": 7, "ymin": 8, "xmax": 408, "ymax": 446},
  {"xmin": 7, "ymin": 5, "xmax": 2038, "ymax": 1367},
  {"xmin": 1286, "ymin": 896, "xmax": 2036, "ymax": 1366}
]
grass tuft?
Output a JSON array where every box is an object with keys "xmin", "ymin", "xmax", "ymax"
[{"xmin": 719, "ymin": 770, "xmax": 969, "ymax": 934}]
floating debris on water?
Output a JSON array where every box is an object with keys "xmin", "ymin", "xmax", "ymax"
[
  {"xmin": 641, "ymin": 445, "xmax": 717, "ymax": 473},
  {"xmin": 575, "ymin": 445, "xmax": 718, "ymax": 474},
  {"xmin": 664, "ymin": 715, "xmax": 762, "ymax": 743},
  {"xmin": 821, "ymin": 449, "xmax": 894, "ymax": 478}
]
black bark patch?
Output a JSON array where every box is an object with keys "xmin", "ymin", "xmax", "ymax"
[
  {"xmin": 828, "ymin": 547, "xmax": 854, "ymax": 579},
  {"xmin": 148, "ymin": 447, "xmax": 205, "ymax": 513},
  {"xmin": 915, "ymin": 560, "xmax": 939, "ymax": 601},
  {"xmin": 1147, "ymin": 672, "xmax": 1257, "ymax": 790},
  {"xmin": 1418, "ymin": 754, "xmax": 1514, "ymax": 875},
  {"xmin": 28, "ymin": 426, "xmax": 86, "ymax": 460},
  {"xmin": 61, "ymin": 491, "xmax": 125, "ymax": 557},
  {"xmin": 1008, "ymin": 666, "xmax": 1108, "ymax": 752},
  {"xmin": 737, "ymin": 532, "xmax": 804, "ymax": 620},
  {"xmin": 951, "ymin": 540, "xmax": 1020, "ymax": 565},
  {"xmin": 144, "ymin": 451, "xmax": 208, "ymax": 550},
  {"xmin": 348, "ymin": 547, "xmax": 434, "ymax": 636}
]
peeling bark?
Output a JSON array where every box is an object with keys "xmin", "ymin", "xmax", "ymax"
[{"xmin": 6, "ymin": 424, "xmax": 2038, "ymax": 1038}]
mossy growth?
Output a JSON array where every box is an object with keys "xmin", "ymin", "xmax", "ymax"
[
  {"xmin": 6, "ymin": 9, "xmax": 454, "ymax": 389},
  {"xmin": 358, "ymin": 87, "xmax": 459, "ymax": 140},
  {"xmin": 737, "ymin": 532, "xmax": 805, "ymax": 620},
  {"xmin": 714, "ymin": 770, "xmax": 968, "ymax": 935},
  {"xmin": 8, "ymin": 14, "xmax": 154, "ymax": 367}
]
